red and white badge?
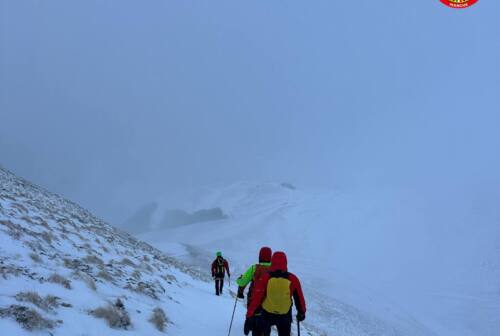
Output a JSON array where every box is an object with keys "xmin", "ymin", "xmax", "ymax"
[{"xmin": 440, "ymin": 0, "xmax": 479, "ymax": 8}]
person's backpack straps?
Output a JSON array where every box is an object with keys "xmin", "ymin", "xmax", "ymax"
[{"xmin": 217, "ymin": 258, "xmax": 225, "ymax": 274}]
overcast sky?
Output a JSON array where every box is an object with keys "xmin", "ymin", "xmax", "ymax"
[{"xmin": 1, "ymin": 0, "xmax": 499, "ymax": 224}]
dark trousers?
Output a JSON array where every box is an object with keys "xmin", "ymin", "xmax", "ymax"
[
  {"xmin": 253, "ymin": 310, "xmax": 292, "ymax": 336},
  {"xmin": 215, "ymin": 278, "xmax": 224, "ymax": 295}
]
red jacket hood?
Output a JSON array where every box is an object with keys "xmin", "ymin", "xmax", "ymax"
[
  {"xmin": 259, "ymin": 247, "xmax": 272, "ymax": 263},
  {"xmin": 270, "ymin": 251, "xmax": 287, "ymax": 271}
]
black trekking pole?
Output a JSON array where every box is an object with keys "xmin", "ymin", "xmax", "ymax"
[
  {"xmin": 227, "ymin": 296, "xmax": 238, "ymax": 336},
  {"xmin": 297, "ymin": 319, "xmax": 301, "ymax": 336}
]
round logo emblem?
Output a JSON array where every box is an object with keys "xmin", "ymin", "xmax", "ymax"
[{"xmin": 440, "ymin": 0, "xmax": 479, "ymax": 8}]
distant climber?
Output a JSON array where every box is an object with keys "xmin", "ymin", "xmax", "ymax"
[
  {"xmin": 236, "ymin": 246, "xmax": 272, "ymax": 306},
  {"xmin": 211, "ymin": 251, "xmax": 230, "ymax": 296},
  {"xmin": 244, "ymin": 251, "xmax": 306, "ymax": 336}
]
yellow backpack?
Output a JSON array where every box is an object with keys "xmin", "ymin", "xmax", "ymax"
[{"xmin": 262, "ymin": 274, "xmax": 292, "ymax": 314}]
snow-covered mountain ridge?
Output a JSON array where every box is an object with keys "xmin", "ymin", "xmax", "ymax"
[
  {"xmin": 2, "ymin": 165, "xmax": 498, "ymax": 336},
  {"xmin": 0, "ymin": 166, "xmax": 248, "ymax": 335},
  {"xmin": 138, "ymin": 181, "xmax": 500, "ymax": 336}
]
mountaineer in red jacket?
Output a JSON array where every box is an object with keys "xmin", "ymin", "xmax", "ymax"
[
  {"xmin": 244, "ymin": 251, "xmax": 306, "ymax": 336},
  {"xmin": 236, "ymin": 246, "xmax": 272, "ymax": 305},
  {"xmin": 211, "ymin": 251, "xmax": 230, "ymax": 296}
]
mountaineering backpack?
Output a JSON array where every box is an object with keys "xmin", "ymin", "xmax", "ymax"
[
  {"xmin": 215, "ymin": 258, "xmax": 225, "ymax": 275},
  {"xmin": 253, "ymin": 264, "xmax": 270, "ymax": 282},
  {"xmin": 262, "ymin": 271, "xmax": 293, "ymax": 315},
  {"xmin": 247, "ymin": 263, "xmax": 271, "ymax": 303}
]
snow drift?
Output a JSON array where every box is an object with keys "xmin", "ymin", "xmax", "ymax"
[{"xmin": 137, "ymin": 181, "xmax": 500, "ymax": 336}]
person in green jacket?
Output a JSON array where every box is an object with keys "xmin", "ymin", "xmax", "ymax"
[{"xmin": 236, "ymin": 246, "xmax": 272, "ymax": 306}]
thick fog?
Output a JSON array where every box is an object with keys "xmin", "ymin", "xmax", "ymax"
[{"xmin": 1, "ymin": 0, "xmax": 500, "ymax": 224}]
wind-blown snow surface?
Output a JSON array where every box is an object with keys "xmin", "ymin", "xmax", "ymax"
[
  {"xmin": 0, "ymin": 167, "xmax": 259, "ymax": 336},
  {"xmin": 138, "ymin": 182, "xmax": 500, "ymax": 336}
]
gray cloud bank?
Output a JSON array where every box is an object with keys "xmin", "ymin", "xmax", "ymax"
[{"xmin": 1, "ymin": 0, "xmax": 499, "ymax": 223}]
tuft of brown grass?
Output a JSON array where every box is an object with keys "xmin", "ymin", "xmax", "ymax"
[
  {"xmin": 149, "ymin": 307, "xmax": 168, "ymax": 332},
  {"xmin": 131, "ymin": 270, "xmax": 142, "ymax": 280},
  {"xmin": 83, "ymin": 254, "xmax": 104, "ymax": 267},
  {"xmin": 15, "ymin": 291, "xmax": 59, "ymax": 312},
  {"xmin": 29, "ymin": 253, "xmax": 42, "ymax": 263},
  {"xmin": 47, "ymin": 273, "xmax": 71, "ymax": 289},
  {"xmin": 90, "ymin": 299, "xmax": 131, "ymax": 329},
  {"xmin": 0, "ymin": 305, "xmax": 55, "ymax": 331},
  {"xmin": 120, "ymin": 258, "xmax": 136, "ymax": 267},
  {"xmin": 77, "ymin": 272, "xmax": 97, "ymax": 291},
  {"xmin": 97, "ymin": 270, "xmax": 114, "ymax": 282},
  {"xmin": 40, "ymin": 231, "xmax": 54, "ymax": 244}
]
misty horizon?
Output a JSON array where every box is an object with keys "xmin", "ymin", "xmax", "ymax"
[{"xmin": 2, "ymin": 1, "xmax": 500, "ymax": 226}]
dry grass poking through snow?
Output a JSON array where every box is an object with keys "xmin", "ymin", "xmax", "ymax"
[
  {"xmin": 149, "ymin": 307, "xmax": 168, "ymax": 332},
  {"xmin": 77, "ymin": 272, "xmax": 97, "ymax": 291},
  {"xmin": 29, "ymin": 253, "xmax": 42, "ymax": 263},
  {"xmin": 15, "ymin": 291, "xmax": 59, "ymax": 312},
  {"xmin": 48, "ymin": 273, "xmax": 72, "ymax": 289},
  {"xmin": 90, "ymin": 299, "xmax": 131, "ymax": 329},
  {"xmin": 0, "ymin": 305, "xmax": 56, "ymax": 331},
  {"xmin": 0, "ymin": 167, "xmax": 216, "ymax": 335},
  {"xmin": 97, "ymin": 269, "xmax": 114, "ymax": 281}
]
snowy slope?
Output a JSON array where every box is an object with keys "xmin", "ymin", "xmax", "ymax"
[
  {"xmin": 138, "ymin": 182, "xmax": 500, "ymax": 336},
  {"xmin": 2, "ymin": 166, "xmax": 497, "ymax": 336},
  {"xmin": 0, "ymin": 167, "xmax": 255, "ymax": 336}
]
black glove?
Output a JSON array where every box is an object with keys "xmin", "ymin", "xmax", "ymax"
[
  {"xmin": 296, "ymin": 312, "xmax": 306, "ymax": 322},
  {"xmin": 244, "ymin": 317, "xmax": 254, "ymax": 335},
  {"xmin": 237, "ymin": 287, "xmax": 245, "ymax": 299}
]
